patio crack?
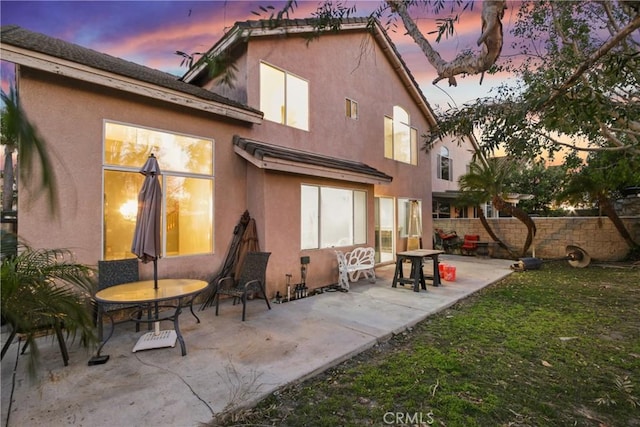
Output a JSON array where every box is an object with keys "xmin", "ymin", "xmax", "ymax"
[{"xmin": 134, "ymin": 354, "xmax": 214, "ymax": 416}]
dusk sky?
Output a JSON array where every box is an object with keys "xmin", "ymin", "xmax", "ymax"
[{"xmin": 1, "ymin": 1, "xmax": 521, "ymax": 111}]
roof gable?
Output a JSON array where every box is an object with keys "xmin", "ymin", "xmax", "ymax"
[
  {"xmin": 0, "ymin": 25, "xmax": 263, "ymax": 123},
  {"xmin": 182, "ymin": 18, "xmax": 438, "ymax": 127}
]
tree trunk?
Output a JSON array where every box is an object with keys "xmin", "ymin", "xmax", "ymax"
[
  {"xmin": 2, "ymin": 144, "xmax": 15, "ymax": 212},
  {"xmin": 477, "ymin": 205, "xmax": 519, "ymax": 259},
  {"xmin": 599, "ymin": 195, "xmax": 639, "ymax": 249},
  {"xmin": 493, "ymin": 196, "xmax": 537, "ymax": 257},
  {"xmin": 389, "ymin": 0, "xmax": 507, "ymax": 86}
]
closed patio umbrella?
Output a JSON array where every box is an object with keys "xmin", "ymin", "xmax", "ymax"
[
  {"xmin": 131, "ymin": 153, "xmax": 162, "ymax": 289},
  {"xmin": 200, "ymin": 210, "xmax": 250, "ymax": 310}
]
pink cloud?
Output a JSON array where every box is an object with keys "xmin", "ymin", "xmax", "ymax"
[
  {"xmin": 1, "ymin": 62, "xmax": 15, "ymax": 93},
  {"xmin": 94, "ymin": 1, "xmax": 335, "ymax": 72}
]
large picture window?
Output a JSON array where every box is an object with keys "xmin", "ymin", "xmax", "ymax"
[
  {"xmin": 260, "ymin": 62, "xmax": 309, "ymax": 131},
  {"xmin": 301, "ymin": 185, "xmax": 367, "ymax": 249},
  {"xmin": 103, "ymin": 122, "xmax": 214, "ymax": 260},
  {"xmin": 384, "ymin": 106, "xmax": 417, "ymax": 165}
]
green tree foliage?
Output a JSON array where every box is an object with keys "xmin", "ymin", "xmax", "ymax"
[
  {"xmin": 503, "ymin": 158, "xmax": 578, "ymax": 215},
  {"xmin": 459, "ymin": 156, "xmax": 536, "ymax": 258},
  {"xmin": 430, "ymin": 1, "xmax": 640, "ymax": 159},
  {"xmin": 559, "ymin": 150, "xmax": 640, "ymax": 252},
  {"xmin": 1, "ymin": 88, "xmax": 58, "ymax": 215}
]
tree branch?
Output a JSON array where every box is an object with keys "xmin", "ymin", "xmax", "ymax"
[
  {"xmin": 541, "ymin": 12, "xmax": 640, "ymax": 109},
  {"xmin": 388, "ymin": 0, "xmax": 506, "ymax": 87},
  {"xmin": 530, "ymin": 128, "xmax": 638, "ymax": 153}
]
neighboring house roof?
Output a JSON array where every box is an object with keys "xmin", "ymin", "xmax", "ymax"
[
  {"xmin": 181, "ymin": 18, "xmax": 439, "ymax": 127},
  {"xmin": 233, "ymin": 136, "xmax": 393, "ymax": 185},
  {"xmin": 0, "ymin": 25, "xmax": 263, "ymax": 124},
  {"xmin": 432, "ymin": 191, "xmax": 463, "ymax": 200}
]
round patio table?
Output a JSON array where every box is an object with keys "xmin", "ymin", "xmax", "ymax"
[{"xmin": 94, "ymin": 279, "xmax": 208, "ymax": 359}]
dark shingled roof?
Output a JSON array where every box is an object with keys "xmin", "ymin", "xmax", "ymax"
[
  {"xmin": 234, "ymin": 136, "xmax": 393, "ymax": 183},
  {"xmin": 233, "ymin": 17, "xmax": 374, "ymax": 30},
  {"xmin": 0, "ymin": 25, "xmax": 261, "ymax": 116}
]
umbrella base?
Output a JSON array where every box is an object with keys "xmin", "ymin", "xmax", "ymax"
[
  {"xmin": 132, "ymin": 329, "xmax": 177, "ymax": 353},
  {"xmin": 87, "ymin": 354, "xmax": 110, "ymax": 366}
]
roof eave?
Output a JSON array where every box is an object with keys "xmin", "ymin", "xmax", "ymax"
[
  {"xmin": 234, "ymin": 145, "xmax": 391, "ymax": 185},
  {"xmin": 184, "ymin": 20, "xmax": 370, "ymax": 84},
  {"xmin": 369, "ymin": 23, "xmax": 439, "ymax": 128},
  {"xmin": 1, "ymin": 43, "xmax": 263, "ymax": 124},
  {"xmin": 182, "ymin": 24, "xmax": 249, "ymax": 83}
]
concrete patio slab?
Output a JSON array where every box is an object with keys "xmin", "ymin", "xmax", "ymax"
[{"xmin": 1, "ymin": 255, "xmax": 513, "ymax": 426}]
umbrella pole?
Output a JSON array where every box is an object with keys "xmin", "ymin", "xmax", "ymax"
[
  {"xmin": 153, "ymin": 258, "xmax": 159, "ymax": 334},
  {"xmin": 153, "ymin": 258, "xmax": 158, "ymax": 290}
]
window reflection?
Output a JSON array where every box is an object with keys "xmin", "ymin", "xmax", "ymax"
[
  {"xmin": 301, "ymin": 185, "xmax": 366, "ymax": 249},
  {"xmin": 384, "ymin": 106, "xmax": 417, "ymax": 165},
  {"xmin": 104, "ymin": 170, "xmax": 144, "ymax": 260},
  {"xmin": 105, "ymin": 122, "xmax": 213, "ymax": 174},
  {"xmin": 260, "ymin": 63, "xmax": 309, "ymax": 131},
  {"xmin": 103, "ymin": 122, "xmax": 214, "ymax": 260},
  {"xmin": 438, "ymin": 146, "xmax": 452, "ymax": 181},
  {"xmin": 165, "ymin": 176, "xmax": 213, "ymax": 256}
]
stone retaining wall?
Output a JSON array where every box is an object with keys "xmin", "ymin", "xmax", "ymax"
[{"xmin": 433, "ymin": 217, "xmax": 640, "ymax": 261}]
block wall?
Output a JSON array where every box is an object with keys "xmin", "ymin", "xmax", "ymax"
[{"xmin": 433, "ymin": 217, "xmax": 640, "ymax": 261}]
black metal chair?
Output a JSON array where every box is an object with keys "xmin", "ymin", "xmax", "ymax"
[
  {"xmin": 1, "ymin": 321, "xmax": 69, "ymax": 366},
  {"xmin": 95, "ymin": 258, "xmax": 143, "ymax": 342},
  {"xmin": 214, "ymin": 252, "xmax": 271, "ymax": 321}
]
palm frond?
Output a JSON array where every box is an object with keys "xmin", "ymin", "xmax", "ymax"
[{"xmin": 1, "ymin": 242, "xmax": 97, "ymax": 378}]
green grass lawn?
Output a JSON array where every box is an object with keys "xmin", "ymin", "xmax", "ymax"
[{"xmin": 214, "ymin": 263, "xmax": 640, "ymax": 426}]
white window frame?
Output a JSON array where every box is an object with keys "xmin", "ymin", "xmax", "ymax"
[
  {"xmin": 260, "ymin": 62, "xmax": 309, "ymax": 131},
  {"xmin": 384, "ymin": 106, "xmax": 417, "ymax": 165},
  {"xmin": 301, "ymin": 184, "xmax": 367, "ymax": 249},
  {"xmin": 437, "ymin": 146, "xmax": 453, "ymax": 181}
]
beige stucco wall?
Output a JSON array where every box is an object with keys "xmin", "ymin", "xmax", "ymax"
[
  {"xmin": 15, "ymin": 27, "xmax": 437, "ymax": 296},
  {"xmin": 434, "ymin": 217, "xmax": 640, "ymax": 261},
  {"xmin": 431, "ymin": 136, "xmax": 473, "ymax": 194},
  {"xmin": 240, "ymin": 31, "xmax": 435, "ymax": 273},
  {"xmin": 260, "ymin": 172, "xmax": 374, "ymax": 295},
  {"xmin": 16, "ymin": 68, "xmax": 252, "ymax": 284}
]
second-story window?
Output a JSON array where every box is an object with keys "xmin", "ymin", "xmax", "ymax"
[
  {"xmin": 437, "ymin": 146, "xmax": 453, "ymax": 181},
  {"xmin": 384, "ymin": 106, "xmax": 417, "ymax": 165},
  {"xmin": 345, "ymin": 98, "xmax": 358, "ymax": 119},
  {"xmin": 260, "ymin": 62, "xmax": 309, "ymax": 131}
]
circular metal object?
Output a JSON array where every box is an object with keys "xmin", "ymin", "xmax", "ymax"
[{"xmin": 565, "ymin": 245, "xmax": 591, "ymax": 268}]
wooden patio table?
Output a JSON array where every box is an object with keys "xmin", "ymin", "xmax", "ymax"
[{"xmin": 392, "ymin": 249, "xmax": 445, "ymax": 292}]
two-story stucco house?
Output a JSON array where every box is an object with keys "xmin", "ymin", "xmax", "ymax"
[{"xmin": 0, "ymin": 18, "xmax": 458, "ymax": 297}]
